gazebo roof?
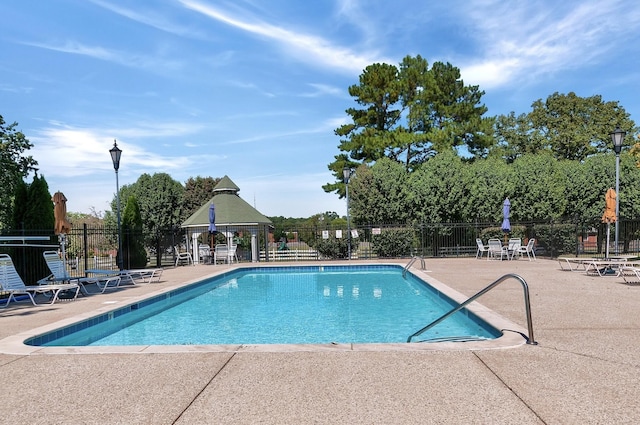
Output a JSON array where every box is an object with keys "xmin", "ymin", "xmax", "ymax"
[{"xmin": 181, "ymin": 176, "xmax": 272, "ymax": 228}]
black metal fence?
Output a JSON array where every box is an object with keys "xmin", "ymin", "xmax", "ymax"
[
  {"xmin": 2, "ymin": 219, "xmax": 640, "ymax": 285},
  {"xmin": 266, "ymin": 219, "xmax": 640, "ymax": 260}
]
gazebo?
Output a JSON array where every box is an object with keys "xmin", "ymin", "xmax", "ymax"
[{"xmin": 181, "ymin": 176, "xmax": 273, "ymax": 263}]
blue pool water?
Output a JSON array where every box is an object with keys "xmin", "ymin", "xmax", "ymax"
[{"xmin": 27, "ymin": 265, "xmax": 500, "ymax": 346}]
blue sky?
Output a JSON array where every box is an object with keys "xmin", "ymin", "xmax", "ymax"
[{"xmin": 2, "ymin": 0, "xmax": 639, "ymax": 218}]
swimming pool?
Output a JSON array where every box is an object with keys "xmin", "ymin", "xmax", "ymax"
[{"xmin": 25, "ymin": 265, "xmax": 502, "ymax": 347}]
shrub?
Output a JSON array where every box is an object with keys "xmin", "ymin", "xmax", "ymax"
[
  {"xmin": 315, "ymin": 236, "xmax": 359, "ymax": 259},
  {"xmin": 534, "ymin": 223, "xmax": 576, "ymax": 257},
  {"xmin": 372, "ymin": 228, "xmax": 414, "ymax": 257}
]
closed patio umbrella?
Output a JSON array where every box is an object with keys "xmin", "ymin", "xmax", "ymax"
[
  {"xmin": 602, "ymin": 188, "xmax": 617, "ymax": 259},
  {"xmin": 52, "ymin": 191, "xmax": 72, "ymax": 261},
  {"xmin": 208, "ymin": 203, "xmax": 216, "ymax": 248},
  {"xmin": 501, "ymin": 198, "xmax": 511, "ymax": 244}
]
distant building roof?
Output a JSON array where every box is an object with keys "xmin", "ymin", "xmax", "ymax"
[{"xmin": 181, "ymin": 175, "xmax": 272, "ymax": 228}]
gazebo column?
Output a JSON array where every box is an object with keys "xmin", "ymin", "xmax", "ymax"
[
  {"xmin": 191, "ymin": 231, "xmax": 202, "ymax": 264},
  {"xmin": 251, "ymin": 232, "xmax": 258, "ymax": 262}
]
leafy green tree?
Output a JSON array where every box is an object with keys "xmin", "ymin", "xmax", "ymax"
[
  {"xmin": 556, "ymin": 159, "xmax": 587, "ymax": 222},
  {"xmin": 509, "ymin": 153, "xmax": 568, "ymax": 221},
  {"xmin": 325, "ymin": 56, "xmax": 493, "ymax": 196},
  {"xmin": 112, "ymin": 173, "xmax": 184, "ymax": 250},
  {"xmin": 494, "ymin": 92, "xmax": 636, "ymax": 161},
  {"xmin": 576, "ymin": 154, "xmax": 616, "ymax": 225},
  {"xmin": 11, "ymin": 179, "xmax": 29, "ymax": 229},
  {"xmin": 0, "ymin": 115, "xmax": 38, "ymax": 229},
  {"xmin": 24, "ymin": 174, "xmax": 54, "ymax": 230},
  {"xmin": 406, "ymin": 151, "xmax": 470, "ymax": 223},
  {"xmin": 492, "ymin": 112, "xmax": 548, "ymax": 162},
  {"xmin": 464, "ymin": 156, "xmax": 513, "ymax": 222},
  {"xmin": 120, "ymin": 195, "xmax": 147, "ymax": 269},
  {"xmin": 420, "ymin": 61, "xmax": 494, "ymax": 158},
  {"xmin": 325, "ymin": 62, "xmax": 401, "ymax": 197},
  {"xmin": 10, "ymin": 174, "xmax": 53, "ymax": 284},
  {"xmin": 182, "ymin": 176, "xmax": 221, "ymax": 220},
  {"xmin": 349, "ymin": 159, "xmax": 411, "ymax": 225}
]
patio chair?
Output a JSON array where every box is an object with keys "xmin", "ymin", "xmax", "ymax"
[
  {"xmin": 199, "ymin": 244, "xmax": 212, "ymax": 264},
  {"xmin": 515, "ymin": 238, "xmax": 536, "ymax": 261},
  {"xmin": 0, "ymin": 254, "xmax": 80, "ymax": 307},
  {"xmin": 487, "ymin": 239, "xmax": 508, "ymax": 260},
  {"xmin": 507, "ymin": 238, "xmax": 522, "ymax": 260},
  {"xmin": 475, "ymin": 238, "xmax": 489, "ymax": 259},
  {"xmin": 228, "ymin": 244, "xmax": 239, "ymax": 263},
  {"xmin": 213, "ymin": 244, "xmax": 229, "ymax": 264},
  {"xmin": 174, "ymin": 246, "xmax": 193, "ymax": 266}
]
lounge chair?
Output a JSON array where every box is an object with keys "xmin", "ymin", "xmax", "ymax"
[
  {"xmin": 475, "ymin": 238, "xmax": 488, "ymax": 259},
  {"xmin": 620, "ymin": 266, "xmax": 640, "ymax": 285},
  {"xmin": 0, "ymin": 254, "xmax": 79, "ymax": 306},
  {"xmin": 558, "ymin": 257, "xmax": 589, "ymax": 271},
  {"xmin": 515, "ymin": 239, "xmax": 536, "ymax": 261},
  {"xmin": 83, "ymin": 267, "xmax": 161, "ymax": 291},
  {"xmin": 124, "ymin": 268, "xmax": 163, "ymax": 283},
  {"xmin": 40, "ymin": 250, "xmax": 101, "ymax": 294}
]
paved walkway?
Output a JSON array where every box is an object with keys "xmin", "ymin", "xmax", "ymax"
[{"xmin": 1, "ymin": 258, "xmax": 639, "ymax": 424}]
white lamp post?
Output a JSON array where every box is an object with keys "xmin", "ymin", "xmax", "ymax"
[
  {"xmin": 109, "ymin": 140, "xmax": 123, "ymax": 270},
  {"xmin": 610, "ymin": 127, "xmax": 626, "ymax": 256},
  {"xmin": 343, "ymin": 166, "xmax": 354, "ymax": 260}
]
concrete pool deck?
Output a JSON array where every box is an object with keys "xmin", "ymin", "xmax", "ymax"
[{"xmin": 1, "ymin": 258, "xmax": 639, "ymax": 423}]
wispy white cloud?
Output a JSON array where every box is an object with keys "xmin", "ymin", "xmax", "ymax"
[
  {"xmin": 178, "ymin": 0, "xmax": 389, "ymax": 74},
  {"xmin": 460, "ymin": 0, "xmax": 640, "ymax": 89},
  {"xmin": 88, "ymin": 0, "xmax": 210, "ymax": 40},
  {"xmin": 0, "ymin": 83, "xmax": 33, "ymax": 94},
  {"xmin": 226, "ymin": 80, "xmax": 276, "ymax": 97},
  {"xmin": 299, "ymin": 83, "xmax": 345, "ymax": 98},
  {"xmin": 21, "ymin": 40, "xmax": 184, "ymax": 72},
  {"xmin": 29, "ymin": 122, "xmax": 204, "ymax": 179},
  {"xmin": 221, "ymin": 119, "xmax": 341, "ymax": 145}
]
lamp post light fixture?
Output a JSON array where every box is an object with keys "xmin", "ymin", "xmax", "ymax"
[
  {"xmin": 109, "ymin": 140, "xmax": 123, "ymax": 270},
  {"xmin": 343, "ymin": 166, "xmax": 354, "ymax": 260},
  {"xmin": 610, "ymin": 126, "xmax": 626, "ymax": 256}
]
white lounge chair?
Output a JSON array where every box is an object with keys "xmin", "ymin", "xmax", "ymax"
[
  {"xmin": 621, "ymin": 266, "xmax": 640, "ymax": 285},
  {"xmin": 40, "ymin": 250, "xmax": 97, "ymax": 294},
  {"xmin": 124, "ymin": 268, "xmax": 163, "ymax": 283},
  {"xmin": 558, "ymin": 257, "xmax": 589, "ymax": 271},
  {"xmin": 475, "ymin": 238, "xmax": 489, "ymax": 259},
  {"xmin": 0, "ymin": 254, "xmax": 79, "ymax": 306}
]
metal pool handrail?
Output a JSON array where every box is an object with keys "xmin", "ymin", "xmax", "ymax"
[
  {"xmin": 407, "ymin": 273, "xmax": 538, "ymax": 345},
  {"xmin": 403, "ymin": 256, "xmax": 425, "ymax": 277}
]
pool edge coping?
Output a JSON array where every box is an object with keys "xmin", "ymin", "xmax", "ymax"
[{"xmin": 0, "ymin": 262, "xmax": 530, "ymax": 355}]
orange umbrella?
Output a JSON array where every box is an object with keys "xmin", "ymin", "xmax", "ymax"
[
  {"xmin": 52, "ymin": 191, "xmax": 72, "ymax": 235},
  {"xmin": 601, "ymin": 188, "xmax": 617, "ymax": 259},
  {"xmin": 601, "ymin": 188, "xmax": 617, "ymax": 223}
]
